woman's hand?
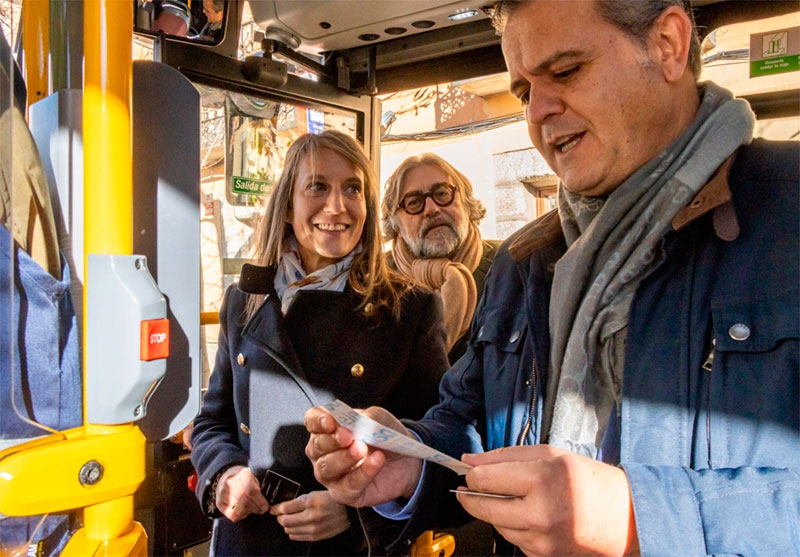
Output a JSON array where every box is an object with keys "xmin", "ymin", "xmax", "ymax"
[
  {"xmin": 270, "ymin": 490, "xmax": 351, "ymax": 542},
  {"xmin": 216, "ymin": 465, "xmax": 270, "ymax": 522}
]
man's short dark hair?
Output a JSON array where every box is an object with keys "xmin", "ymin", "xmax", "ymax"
[{"xmin": 490, "ymin": 0, "xmax": 702, "ymax": 79}]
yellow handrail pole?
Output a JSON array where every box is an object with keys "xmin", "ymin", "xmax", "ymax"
[
  {"xmin": 200, "ymin": 311, "xmax": 221, "ymax": 326},
  {"xmin": 82, "ymin": 0, "xmax": 140, "ymax": 546},
  {"xmin": 83, "ymin": 0, "xmax": 134, "ymax": 419},
  {"xmin": 21, "ymin": 0, "xmax": 50, "ymax": 111},
  {"xmin": 84, "ymin": 0, "xmax": 133, "ymax": 262}
]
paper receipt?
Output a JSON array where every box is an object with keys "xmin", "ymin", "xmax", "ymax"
[{"xmin": 321, "ymin": 399, "xmax": 472, "ymax": 475}]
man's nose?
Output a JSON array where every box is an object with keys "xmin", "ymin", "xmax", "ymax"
[
  {"xmin": 526, "ymin": 84, "xmax": 565, "ymax": 125},
  {"xmin": 421, "ymin": 195, "xmax": 441, "ymax": 216}
]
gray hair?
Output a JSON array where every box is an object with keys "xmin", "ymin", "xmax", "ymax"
[
  {"xmin": 381, "ymin": 153, "xmax": 486, "ymax": 242},
  {"xmin": 489, "ymin": 0, "xmax": 701, "ymax": 79}
]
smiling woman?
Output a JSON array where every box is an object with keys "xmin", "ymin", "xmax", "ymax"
[
  {"xmin": 189, "ymin": 129, "xmax": 451, "ymax": 556},
  {"xmin": 288, "ymin": 147, "xmax": 367, "ymax": 274}
]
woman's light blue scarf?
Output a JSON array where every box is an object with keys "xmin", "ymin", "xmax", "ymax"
[{"xmin": 274, "ymin": 236, "xmax": 360, "ymax": 315}]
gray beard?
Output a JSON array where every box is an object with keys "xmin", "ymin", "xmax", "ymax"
[{"xmin": 406, "ymin": 222, "xmax": 464, "ymax": 259}]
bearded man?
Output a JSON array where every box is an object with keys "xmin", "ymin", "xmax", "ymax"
[{"xmin": 382, "ymin": 154, "xmax": 499, "ymax": 363}]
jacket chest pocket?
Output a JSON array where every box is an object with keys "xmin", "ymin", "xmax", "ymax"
[
  {"xmin": 706, "ymin": 290, "xmax": 799, "ymax": 465},
  {"xmin": 474, "ymin": 305, "xmax": 528, "ymax": 383}
]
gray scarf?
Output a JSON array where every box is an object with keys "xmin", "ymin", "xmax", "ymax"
[{"xmin": 546, "ymin": 82, "xmax": 754, "ymax": 457}]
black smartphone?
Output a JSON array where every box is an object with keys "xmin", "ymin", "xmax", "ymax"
[{"xmin": 260, "ymin": 470, "xmax": 300, "ymax": 505}]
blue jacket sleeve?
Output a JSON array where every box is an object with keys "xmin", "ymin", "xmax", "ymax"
[
  {"xmin": 383, "ymin": 312, "xmax": 490, "ymax": 552},
  {"xmin": 190, "ymin": 285, "xmax": 249, "ymax": 515}
]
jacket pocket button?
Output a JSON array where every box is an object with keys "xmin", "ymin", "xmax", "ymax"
[
  {"xmin": 509, "ymin": 330, "xmax": 521, "ymax": 343},
  {"xmin": 240, "ymin": 423, "xmax": 251, "ymax": 435},
  {"xmin": 728, "ymin": 323, "xmax": 751, "ymax": 341},
  {"xmin": 237, "ymin": 353, "xmax": 246, "ymax": 366},
  {"xmin": 350, "ymin": 363, "xmax": 365, "ymax": 377}
]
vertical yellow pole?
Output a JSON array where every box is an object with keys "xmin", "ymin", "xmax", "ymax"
[
  {"xmin": 22, "ymin": 0, "xmax": 50, "ymax": 109},
  {"xmin": 83, "ymin": 0, "xmax": 134, "ymax": 418},
  {"xmin": 84, "ymin": 497, "xmax": 135, "ymax": 540},
  {"xmin": 82, "ymin": 0, "xmax": 139, "ymax": 547},
  {"xmin": 83, "ymin": 0, "xmax": 133, "ymax": 262}
]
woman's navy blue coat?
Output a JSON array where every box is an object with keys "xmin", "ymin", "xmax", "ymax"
[{"xmin": 191, "ymin": 263, "xmax": 449, "ymax": 556}]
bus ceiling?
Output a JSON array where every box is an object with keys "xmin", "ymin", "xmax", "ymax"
[{"xmin": 137, "ymin": 0, "xmax": 799, "ymax": 117}]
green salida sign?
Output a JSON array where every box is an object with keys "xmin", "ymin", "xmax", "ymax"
[
  {"xmin": 232, "ymin": 176, "xmax": 274, "ymax": 196},
  {"xmin": 750, "ymin": 26, "xmax": 800, "ymax": 78}
]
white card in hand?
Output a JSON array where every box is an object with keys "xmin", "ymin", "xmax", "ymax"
[{"xmin": 321, "ymin": 399, "xmax": 472, "ymax": 475}]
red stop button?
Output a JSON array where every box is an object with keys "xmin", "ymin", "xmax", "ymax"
[{"xmin": 140, "ymin": 318, "xmax": 170, "ymax": 361}]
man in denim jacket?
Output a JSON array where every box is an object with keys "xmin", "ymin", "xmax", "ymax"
[{"xmin": 305, "ymin": 1, "xmax": 799, "ymax": 554}]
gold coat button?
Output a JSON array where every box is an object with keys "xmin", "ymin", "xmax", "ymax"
[
  {"xmin": 240, "ymin": 423, "xmax": 251, "ymax": 435},
  {"xmin": 237, "ymin": 353, "xmax": 246, "ymax": 366},
  {"xmin": 363, "ymin": 302, "xmax": 374, "ymax": 316},
  {"xmin": 350, "ymin": 363, "xmax": 365, "ymax": 377}
]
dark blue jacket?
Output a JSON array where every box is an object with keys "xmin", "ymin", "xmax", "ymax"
[{"xmin": 399, "ymin": 139, "xmax": 799, "ymax": 556}]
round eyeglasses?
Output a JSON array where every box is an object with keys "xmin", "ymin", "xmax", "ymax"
[{"xmin": 398, "ymin": 183, "xmax": 457, "ymax": 215}]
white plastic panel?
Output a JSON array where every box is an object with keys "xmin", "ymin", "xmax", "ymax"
[{"xmin": 248, "ymin": 0, "xmax": 490, "ymax": 54}]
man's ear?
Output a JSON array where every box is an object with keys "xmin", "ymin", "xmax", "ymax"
[{"xmin": 650, "ymin": 6, "xmax": 693, "ymax": 83}]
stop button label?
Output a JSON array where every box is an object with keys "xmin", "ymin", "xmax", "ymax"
[{"xmin": 140, "ymin": 318, "xmax": 170, "ymax": 361}]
